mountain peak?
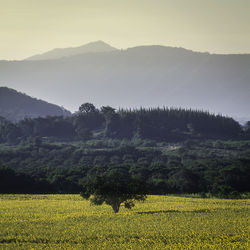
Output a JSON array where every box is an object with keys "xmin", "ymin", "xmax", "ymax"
[
  {"xmin": 83, "ymin": 40, "xmax": 112, "ymax": 46},
  {"xmin": 25, "ymin": 41, "xmax": 117, "ymax": 61}
]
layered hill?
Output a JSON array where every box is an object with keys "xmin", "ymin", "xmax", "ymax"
[
  {"xmin": 0, "ymin": 87, "xmax": 71, "ymax": 122},
  {"xmin": 0, "ymin": 43, "xmax": 249, "ymax": 118}
]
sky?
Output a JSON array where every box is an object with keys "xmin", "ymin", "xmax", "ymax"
[{"xmin": 0, "ymin": 0, "xmax": 250, "ymax": 60}]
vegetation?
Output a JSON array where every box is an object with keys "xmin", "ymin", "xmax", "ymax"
[
  {"xmin": 0, "ymin": 194, "xmax": 249, "ymax": 249},
  {"xmin": 81, "ymin": 171, "xmax": 147, "ymax": 213},
  {"xmin": 0, "ymin": 103, "xmax": 249, "ymax": 196},
  {"xmin": 0, "ymin": 103, "xmax": 244, "ymax": 144},
  {"xmin": 0, "ymin": 138, "xmax": 249, "ymax": 196}
]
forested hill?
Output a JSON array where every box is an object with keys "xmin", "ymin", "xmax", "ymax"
[
  {"xmin": 0, "ymin": 103, "xmax": 244, "ymax": 144},
  {"xmin": 0, "ymin": 87, "xmax": 71, "ymax": 122},
  {"xmin": 0, "ymin": 103, "xmax": 249, "ymax": 195}
]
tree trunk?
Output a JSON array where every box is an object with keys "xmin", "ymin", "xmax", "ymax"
[{"xmin": 111, "ymin": 202, "xmax": 120, "ymax": 213}]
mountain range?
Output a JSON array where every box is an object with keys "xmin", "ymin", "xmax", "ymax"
[{"xmin": 0, "ymin": 41, "xmax": 249, "ymax": 119}]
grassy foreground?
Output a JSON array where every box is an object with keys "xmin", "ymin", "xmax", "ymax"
[{"xmin": 0, "ymin": 195, "xmax": 249, "ymax": 249}]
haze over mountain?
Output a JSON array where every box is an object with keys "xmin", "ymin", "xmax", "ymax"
[
  {"xmin": 0, "ymin": 42, "xmax": 249, "ymax": 119},
  {"xmin": 0, "ymin": 87, "xmax": 71, "ymax": 122},
  {"xmin": 25, "ymin": 41, "xmax": 117, "ymax": 61}
]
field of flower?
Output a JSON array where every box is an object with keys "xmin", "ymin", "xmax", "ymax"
[{"xmin": 0, "ymin": 194, "xmax": 249, "ymax": 249}]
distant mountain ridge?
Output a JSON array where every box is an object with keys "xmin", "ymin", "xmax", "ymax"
[
  {"xmin": 0, "ymin": 87, "xmax": 71, "ymax": 122},
  {"xmin": 25, "ymin": 41, "xmax": 117, "ymax": 61},
  {"xmin": 0, "ymin": 42, "xmax": 249, "ymax": 118}
]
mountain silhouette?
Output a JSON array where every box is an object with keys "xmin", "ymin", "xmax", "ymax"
[
  {"xmin": 25, "ymin": 41, "xmax": 117, "ymax": 61},
  {"xmin": 0, "ymin": 43, "xmax": 249, "ymax": 118},
  {"xmin": 0, "ymin": 87, "xmax": 71, "ymax": 122}
]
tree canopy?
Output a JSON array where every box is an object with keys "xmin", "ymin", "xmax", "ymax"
[
  {"xmin": 80, "ymin": 172, "xmax": 147, "ymax": 213},
  {"xmin": 0, "ymin": 103, "xmax": 244, "ymax": 145}
]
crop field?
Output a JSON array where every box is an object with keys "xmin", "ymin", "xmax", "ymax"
[{"xmin": 0, "ymin": 195, "xmax": 249, "ymax": 249}]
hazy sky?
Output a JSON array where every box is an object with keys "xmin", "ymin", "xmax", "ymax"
[{"xmin": 1, "ymin": 0, "xmax": 250, "ymax": 60}]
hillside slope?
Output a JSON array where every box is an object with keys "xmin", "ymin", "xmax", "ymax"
[{"xmin": 0, "ymin": 87, "xmax": 71, "ymax": 122}]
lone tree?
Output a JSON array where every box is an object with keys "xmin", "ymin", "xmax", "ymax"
[
  {"xmin": 79, "ymin": 103, "xmax": 97, "ymax": 114},
  {"xmin": 80, "ymin": 171, "xmax": 147, "ymax": 213},
  {"xmin": 74, "ymin": 103, "xmax": 104, "ymax": 140}
]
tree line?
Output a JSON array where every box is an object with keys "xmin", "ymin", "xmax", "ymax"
[{"xmin": 0, "ymin": 103, "xmax": 245, "ymax": 144}]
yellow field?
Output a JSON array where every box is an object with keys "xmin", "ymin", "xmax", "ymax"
[{"xmin": 0, "ymin": 195, "xmax": 249, "ymax": 249}]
